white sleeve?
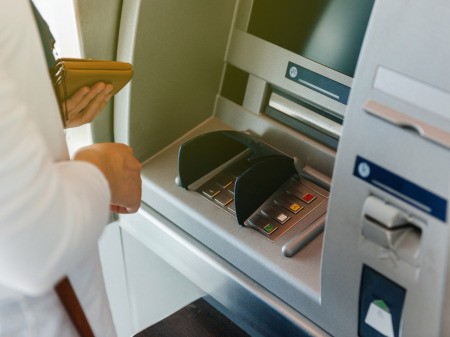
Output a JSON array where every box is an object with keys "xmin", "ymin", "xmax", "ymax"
[{"xmin": 0, "ymin": 47, "xmax": 111, "ymax": 296}]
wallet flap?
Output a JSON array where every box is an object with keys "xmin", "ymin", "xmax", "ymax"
[
  {"xmin": 56, "ymin": 58, "xmax": 132, "ymax": 71},
  {"xmin": 61, "ymin": 68, "xmax": 133, "ymax": 97}
]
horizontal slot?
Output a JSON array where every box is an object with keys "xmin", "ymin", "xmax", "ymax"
[
  {"xmin": 364, "ymin": 100, "xmax": 450, "ymax": 149},
  {"xmin": 269, "ymin": 92, "xmax": 343, "ymax": 139}
]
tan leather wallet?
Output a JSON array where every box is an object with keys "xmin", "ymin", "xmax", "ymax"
[{"xmin": 51, "ymin": 58, "xmax": 133, "ymax": 123}]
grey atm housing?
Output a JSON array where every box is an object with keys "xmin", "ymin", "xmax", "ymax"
[
  {"xmin": 324, "ymin": 0, "xmax": 450, "ymax": 336},
  {"xmin": 104, "ymin": 0, "xmax": 450, "ymax": 336}
]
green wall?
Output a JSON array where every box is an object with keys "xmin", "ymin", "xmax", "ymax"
[{"xmin": 76, "ymin": 0, "xmax": 123, "ymax": 143}]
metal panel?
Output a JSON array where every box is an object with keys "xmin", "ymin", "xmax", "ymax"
[
  {"xmin": 115, "ymin": 0, "xmax": 237, "ymax": 161},
  {"xmin": 119, "ymin": 204, "xmax": 330, "ymax": 337}
]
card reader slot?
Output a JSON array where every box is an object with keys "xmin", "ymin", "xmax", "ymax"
[
  {"xmin": 364, "ymin": 214, "xmax": 416, "ymax": 232},
  {"xmin": 361, "ymin": 196, "xmax": 423, "ymax": 263}
]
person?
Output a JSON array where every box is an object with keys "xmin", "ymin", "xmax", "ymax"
[{"xmin": 0, "ymin": 0, "xmax": 142, "ymax": 336}]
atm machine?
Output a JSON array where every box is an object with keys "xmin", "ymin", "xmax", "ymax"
[
  {"xmin": 322, "ymin": 0, "xmax": 450, "ymax": 336},
  {"xmin": 95, "ymin": 0, "xmax": 450, "ymax": 336}
]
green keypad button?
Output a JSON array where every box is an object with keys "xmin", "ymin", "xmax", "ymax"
[
  {"xmin": 263, "ymin": 223, "xmax": 277, "ymax": 234},
  {"xmin": 248, "ymin": 214, "xmax": 278, "ymax": 235}
]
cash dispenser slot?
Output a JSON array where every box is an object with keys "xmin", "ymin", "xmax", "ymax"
[{"xmin": 177, "ymin": 130, "xmax": 328, "ymax": 243}]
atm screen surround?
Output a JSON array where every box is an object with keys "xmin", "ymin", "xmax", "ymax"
[{"xmin": 247, "ymin": 0, "xmax": 375, "ymax": 77}]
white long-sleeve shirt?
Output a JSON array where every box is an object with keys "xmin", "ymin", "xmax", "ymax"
[{"xmin": 0, "ymin": 1, "xmax": 115, "ymax": 335}]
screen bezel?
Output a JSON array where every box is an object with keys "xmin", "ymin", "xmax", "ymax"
[{"xmin": 226, "ymin": 0, "xmax": 375, "ymax": 120}]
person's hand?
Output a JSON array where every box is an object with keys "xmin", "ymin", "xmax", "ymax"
[
  {"xmin": 74, "ymin": 143, "xmax": 142, "ymax": 214},
  {"xmin": 62, "ymin": 82, "xmax": 114, "ymax": 128}
]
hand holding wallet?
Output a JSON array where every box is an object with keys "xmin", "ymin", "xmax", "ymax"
[{"xmin": 51, "ymin": 58, "xmax": 133, "ymax": 124}]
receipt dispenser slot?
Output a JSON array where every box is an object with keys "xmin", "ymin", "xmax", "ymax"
[{"xmin": 362, "ymin": 196, "xmax": 422, "ymax": 256}]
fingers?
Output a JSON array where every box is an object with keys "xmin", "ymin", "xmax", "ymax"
[
  {"xmin": 111, "ymin": 146, "xmax": 142, "ymax": 214},
  {"xmin": 63, "ymin": 83, "xmax": 114, "ymax": 128},
  {"xmin": 110, "ymin": 205, "xmax": 129, "ymax": 214},
  {"xmin": 74, "ymin": 82, "xmax": 106, "ymax": 113},
  {"xmin": 64, "ymin": 86, "xmax": 90, "ymax": 113},
  {"xmin": 110, "ymin": 202, "xmax": 141, "ymax": 214},
  {"xmin": 74, "ymin": 143, "xmax": 142, "ymax": 214},
  {"xmin": 77, "ymin": 84, "xmax": 113, "ymax": 120},
  {"xmin": 64, "ymin": 83, "xmax": 105, "ymax": 115},
  {"xmin": 116, "ymin": 155, "xmax": 142, "ymax": 214}
]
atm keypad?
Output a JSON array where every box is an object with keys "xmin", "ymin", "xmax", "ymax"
[
  {"xmin": 198, "ymin": 172, "xmax": 328, "ymax": 241},
  {"xmin": 248, "ymin": 183, "xmax": 326, "ymax": 240}
]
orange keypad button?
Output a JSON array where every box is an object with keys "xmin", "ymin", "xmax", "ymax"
[{"xmin": 274, "ymin": 195, "xmax": 304, "ymax": 214}]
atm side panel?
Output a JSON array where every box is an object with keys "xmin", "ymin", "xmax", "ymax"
[{"xmin": 322, "ymin": 1, "xmax": 450, "ymax": 336}]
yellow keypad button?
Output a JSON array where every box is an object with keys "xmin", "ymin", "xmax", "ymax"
[
  {"xmin": 274, "ymin": 195, "xmax": 304, "ymax": 214},
  {"xmin": 289, "ymin": 203, "xmax": 303, "ymax": 213}
]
